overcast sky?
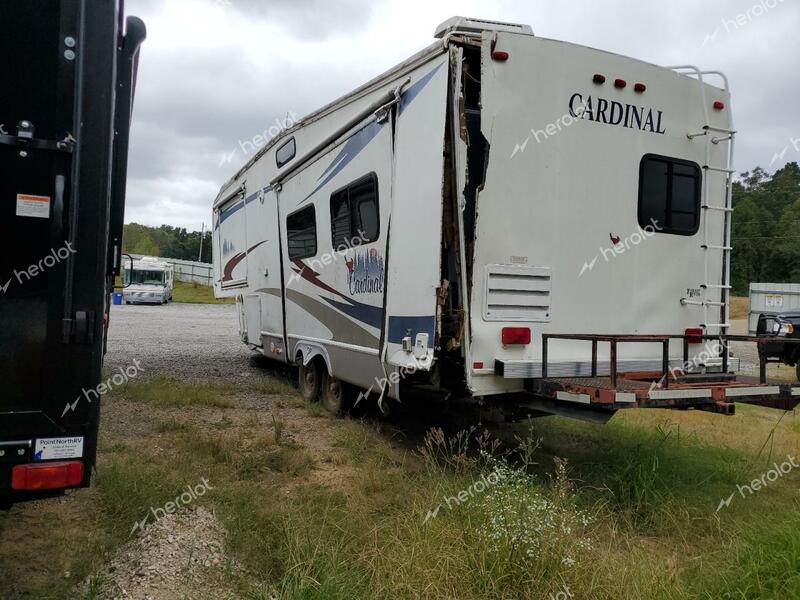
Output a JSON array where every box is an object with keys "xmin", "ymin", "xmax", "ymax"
[{"xmin": 124, "ymin": 0, "xmax": 800, "ymax": 231}]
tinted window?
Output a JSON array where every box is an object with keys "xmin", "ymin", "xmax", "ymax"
[
  {"xmin": 638, "ymin": 155, "xmax": 701, "ymax": 235},
  {"xmin": 276, "ymin": 138, "xmax": 296, "ymax": 168},
  {"xmin": 329, "ymin": 174, "xmax": 379, "ymax": 250},
  {"xmin": 287, "ymin": 205, "xmax": 317, "ymax": 259}
]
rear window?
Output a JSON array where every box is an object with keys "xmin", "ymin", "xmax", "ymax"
[
  {"xmin": 638, "ymin": 155, "xmax": 702, "ymax": 235},
  {"xmin": 287, "ymin": 205, "xmax": 317, "ymax": 260}
]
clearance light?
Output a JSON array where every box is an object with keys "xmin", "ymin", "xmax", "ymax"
[
  {"xmin": 593, "ymin": 74, "xmax": 606, "ymax": 84},
  {"xmin": 685, "ymin": 327, "xmax": 704, "ymax": 344},
  {"xmin": 713, "ymin": 101, "xmax": 725, "ymax": 110},
  {"xmin": 11, "ymin": 461, "xmax": 84, "ymax": 491},
  {"xmin": 634, "ymin": 83, "xmax": 647, "ymax": 93},
  {"xmin": 502, "ymin": 327, "xmax": 531, "ymax": 345},
  {"xmin": 491, "ymin": 51, "xmax": 509, "ymax": 61},
  {"xmin": 614, "ymin": 78, "xmax": 627, "ymax": 89}
]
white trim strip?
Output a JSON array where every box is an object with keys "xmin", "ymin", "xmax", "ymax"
[
  {"xmin": 556, "ymin": 391, "xmax": 591, "ymax": 404},
  {"xmin": 616, "ymin": 393, "xmax": 637, "ymax": 404},
  {"xmin": 725, "ymin": 386, "xmax": 780, "ymax": 398},
  {"xmin": 649, "ymin": 389, "xmax": 712, "ymax": 400},
  {"xmin": 286, "ymin": 334, "xmax": 379, "ymax": 356}
]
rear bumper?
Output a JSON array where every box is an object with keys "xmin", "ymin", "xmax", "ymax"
[{"xmin": 525, "ymin": 375, "xmax": 800, "ymax": 414}]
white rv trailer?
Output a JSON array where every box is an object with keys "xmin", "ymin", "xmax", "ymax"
[
  {"xmin": 123, "ymin": 256, "xmax": 174, "ymax": 305},
  {"xmin": 213, "ymin": 17, "xmax": 800, "ymax": 420}
]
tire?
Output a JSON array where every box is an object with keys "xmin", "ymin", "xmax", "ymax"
[
  {"xmin": 321, "ymin": 371, "xmax": 352, "ymax": 416},
  {"xmin": 298, "ymin": 359, "xmax": 322, "ymax": 403},
  {"xmin": 796, "ymin": 363, "xmax": 800, "ymax": 382}
]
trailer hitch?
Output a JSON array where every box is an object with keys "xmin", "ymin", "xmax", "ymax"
[{"xmin": 0, "ymin": 120, "xmax": 76, "ymax": 156}]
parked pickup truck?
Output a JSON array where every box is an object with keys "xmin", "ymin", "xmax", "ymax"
[{"xmin": 756, "ymin": 310, "xmax": 800, "ymax": 380}]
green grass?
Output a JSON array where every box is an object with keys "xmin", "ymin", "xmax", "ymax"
[
  {"xmin": 109, "ymin": 376, "xmax": 237, "ymax": 408},
  {"xmin": 4, "ymin": 374, "xmax": 800, "ymax": 599},
  {"xmin": 171, "ymin": 280, "xmax": 234, "ymax": 304}
]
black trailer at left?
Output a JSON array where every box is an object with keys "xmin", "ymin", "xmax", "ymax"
[{"xmin": 0, "ymin": 1, "xmax": 145, "ymax": 508}]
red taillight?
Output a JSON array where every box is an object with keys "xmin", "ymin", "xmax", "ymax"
[
  {"xmin": 593, "ymin": 73, "xmax": 606, "ymax": 84},
  {"xmin": 685, "ymin": 327, "xmax": 704, "ymax": 344},
  {"xmin": 502, "ymin": 327, "xmax": 531, "ymax": 345},
  {"xmin": 614, "ymin": 78, "xmax": 627, "ymax": 89},
  {"xmin": 713, "ymin": 101, "xmax": 725, "ymax": 110},
  {"xmin": 491, "ymin": 51, "xmax": 509, "ymax": 62},
  {"xmin": 11, "ymin": 461, "xmax": 84, "ymax": 491},
  {"xmin": 634, "ymin": 83, "xmax": 646, "ymax": 93},
  {"xmin": 473, "ymin": 361, "xmax": 485, "ymax": 370}
]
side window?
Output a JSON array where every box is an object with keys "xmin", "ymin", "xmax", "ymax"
[
  {"xmin": 287, "ymin": 205, "xmax": 317, "ymax": 260},
  {"xmin": 329, "ymin": 173, "xmax": 379, "ymax": 250},
  {"xmin": 638, "ymin": 154, "xmax": 702, "ymax": 235},
  {"xmin": 276, "ymin": 138, "xmax": 296, "ymax": 168}
]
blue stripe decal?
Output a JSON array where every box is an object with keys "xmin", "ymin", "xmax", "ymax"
[
  {"xmin": 300, "ymin": 120, "xmax": 383, "ymax": 204},
  {"xmin": 399, "ymin": 62, "xmax": 444, "ymax": 114},
  {"xmin": 300, "ymin": 61, "xmax": 445, "ymax": 206},
  {"xmin": 387, "ymin": 316, "xmax": 436, "ymax": 345},
  {"xmin": 322, "ymin": 296, "xmax": 385, "ymax": 330},
  {"xmin": 216, "ymin": 185, "xmax": 273, "ymax": 229}
]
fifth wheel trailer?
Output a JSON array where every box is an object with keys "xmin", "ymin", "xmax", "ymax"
[
  {"xmin": 213, "ymin": 16, "xmax": 800, "ymax": 420},
  {"xmin": 0, "ymin": 1, "xmax": 145, "ymax": 508}
]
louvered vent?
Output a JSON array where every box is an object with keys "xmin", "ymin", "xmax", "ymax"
[{"xmin": 483, "ymin": 265, "xmax": 551, "ymax": 322}]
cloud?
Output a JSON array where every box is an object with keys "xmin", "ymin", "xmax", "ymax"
[{"xmin": 121, "ymin": 0, "xmax": 800, "ymax": 231}]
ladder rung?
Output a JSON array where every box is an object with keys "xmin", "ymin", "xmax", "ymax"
[
  {"xmin": 701, "ymin": 244, "xmax": 732, "ymax": 251},
  {"xmin": 687, "ymin": 126, "xmax": 737, "ymax": 138},
  {"xmin": 701, "ymin": 284, "xmax": 732, "ymax": 290},
  {"xmin": 712, "ymin": 135, "xmax": 733, "ymax": 144},
  {"xmin": 702, "ymin": 205, "xmax": 733, "ymax": 212},
  {"xmin": 681, "ymin": 299, "xmax": 725, "ymax": 307}
]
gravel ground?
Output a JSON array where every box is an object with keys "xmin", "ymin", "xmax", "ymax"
[{"xmin": 105, "ymin": 303, "xmax": 263, "ymax": 383}]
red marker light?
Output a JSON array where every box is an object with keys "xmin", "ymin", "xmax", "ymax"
[
  {"xmin": 713, "ymin": 101, "xmax": 725, "ymax": 110},
  {"xmin": 11, "ymin": 461, "xmax": 84, "ymax": 491},
  {"xmin": 614, "ymin": 78, "xmax": 627, "ymax": 89},
  {"xmin": 491, "ymin": 51, "xmax": 509, "ymax": 62},
  {"xmin": 634, "ymin": 83, "xmax": 646, "ymax": 93},
  {"xmin": 685, "ymin": 327, "xmax": 704, "ymax": 344},
  {"xmin": 473, "ymin": 361, "xmax": 485, "ymax": 370},
  {"xmin": 502, "ymin": 327, "xmax": 532, "ymax": 345},
  {"xmin": 593, "ymin": 74, "xmax": 606, "ymax": 84}
]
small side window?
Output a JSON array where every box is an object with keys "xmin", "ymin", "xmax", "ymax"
[
  {"xmin": 287, "ymin": 205, "xmax": 317, "ymax": 260},
  {"xmin": 329, "ymin": 173, "xmax": 379, "ymax": 250},
  {"xmin": 276, "ymin": 138, "xmax": 296, "ymax": 168},
  {"xmin": 638, "ymin": 154, "xmax": 702, "ymax": 235}
]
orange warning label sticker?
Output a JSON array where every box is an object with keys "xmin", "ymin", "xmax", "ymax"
[{"xmin": 16, "ymin": 194, "xmax": 51, "ymax": 219}]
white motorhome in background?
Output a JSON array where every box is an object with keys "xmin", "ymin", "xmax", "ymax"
[
  {"xmin": 123, "ymin": 256, "xmax": 174, "ymax": 305},
  {"xmin": 212, "ymin": 17, "xmax": 800, "ymax": 420}
]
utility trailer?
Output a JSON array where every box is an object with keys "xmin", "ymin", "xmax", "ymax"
[
  {"xmin": 0, "ymin": 1, "xmax": 145, "ymax": 508},
  {"xmin": 212, "ymin": 16, "xmax": 800, "ymax": 420}
]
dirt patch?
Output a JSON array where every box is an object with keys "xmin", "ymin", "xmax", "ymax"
[{"xmin": 93, "ymin": 506, "xmax": 243, "ymax": 600}]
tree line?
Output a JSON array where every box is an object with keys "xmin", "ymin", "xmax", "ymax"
[
  {"xmin": 731, "ymin": 162, "xmax": 800, "ymax": 295},
  {"xmin": 122, "ymin": 223, "xmax": 212, "ymax": 264}
]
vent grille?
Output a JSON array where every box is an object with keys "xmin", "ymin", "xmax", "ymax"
[{"xmin": 483, "ymin": 265, "xmax": 551, "ymax": 322}]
